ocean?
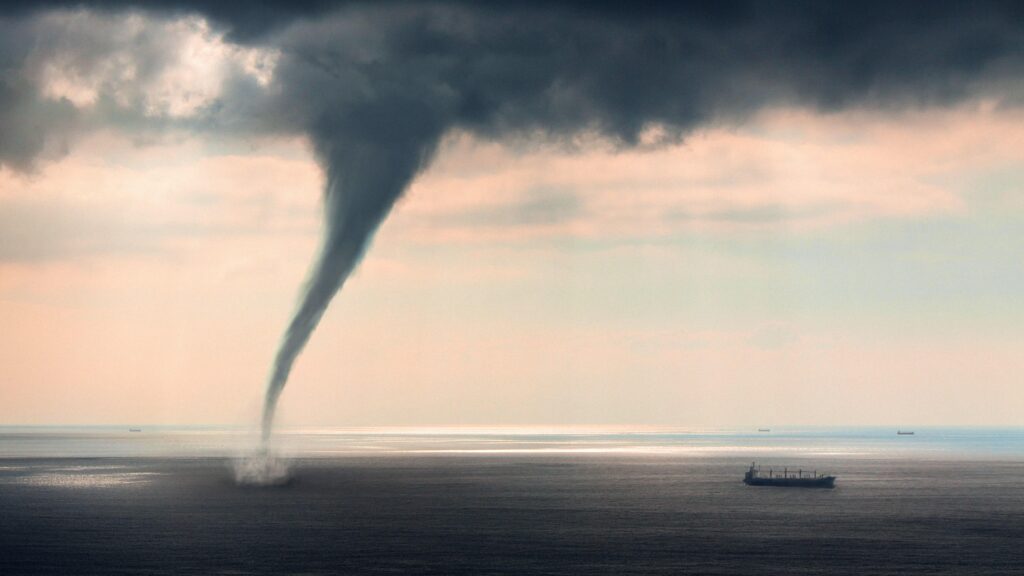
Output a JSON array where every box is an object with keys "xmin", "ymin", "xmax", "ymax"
[{"xmin": 1, "ymin": 427, "xmax": 1022, "ymax": 575}]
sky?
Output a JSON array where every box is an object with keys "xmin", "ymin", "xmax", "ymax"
[{"xmin": 1, "ymin": 1, "xmax": 1023, "ymax": 428}]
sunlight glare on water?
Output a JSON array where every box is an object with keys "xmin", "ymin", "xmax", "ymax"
[{"xmin": 1, "ymin": 426, "xmax": 1024, "ymax": 459}]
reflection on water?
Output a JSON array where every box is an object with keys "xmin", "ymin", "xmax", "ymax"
[
  {"xmin": 5, "ymin": 470, "xmax": 163, "ymax": 488},
  {"xmin": 0, "ymin": 426, "xmax": 1023, "ymax": 459}
]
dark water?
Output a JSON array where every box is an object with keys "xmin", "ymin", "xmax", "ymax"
[{"xmin": 2, "ymin": 455, "xmax": 1023, "ymax": 575}]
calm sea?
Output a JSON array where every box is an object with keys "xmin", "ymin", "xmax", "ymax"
[{"xmin": 2, "ymin": 427, "xmax": 1023, "ymax": 575}]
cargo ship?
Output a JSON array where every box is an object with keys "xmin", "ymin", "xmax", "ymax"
[{"xmin": 743, "ymin": 463, "xmax": 835, "ymax": 488}]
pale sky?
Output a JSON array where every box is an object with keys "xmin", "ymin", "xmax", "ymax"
[{"xmin": 2, "ymin": 4, "xmax": 1023, "ymax": 427}]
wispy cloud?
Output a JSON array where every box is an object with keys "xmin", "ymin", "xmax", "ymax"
[
  {"xmin": 0, "ymin": 134, "xmax": 319, "ymax": 263},
  {"xmin": 393, "ymin": 104, "xmax": 1022, "ymax": 242}
]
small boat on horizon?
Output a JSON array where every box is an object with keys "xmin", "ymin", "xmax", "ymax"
[
  {"xmin": 758, "ymin": 428, "xmax": 771, "ymax": 432},
  {"xmin": 129, "ymin": 428, "xmax": 142, "ymax": 433},
  {"xmin": 743, "ymin": 463, "xmax": 835, "ymax": 488},
  {"xmin": 897, "ymin": 430, "xmax": 915, "ymax": 435}
]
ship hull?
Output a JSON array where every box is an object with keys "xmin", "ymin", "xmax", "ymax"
[{"xmin": 744, "ymin": 476, "xmax": 835, "ymax": 488}]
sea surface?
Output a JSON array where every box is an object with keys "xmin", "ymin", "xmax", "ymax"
[{"xmin": 1, "ymin": 427, "xmax": 1023, "ymax": 575}]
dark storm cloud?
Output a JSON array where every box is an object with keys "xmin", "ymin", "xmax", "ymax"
[
  {"xmin": 0, "ymin": 17, "xmax": 77, "ymax": 170},
  {"xmin": 3, "ymin": 1, "xmax": 1023, "ymax": 167},
  {"xmin": 0, "ymin": 10, "xmax": 215, "ymax": 171},
  {"xmin": 3, "ymin": 1, "xmax": 1021, "ymax": 168},
  {"xmin": 246, "ymin": 1, "xmax": 1024, "ymax": 142},
  {"xmin": 0, "ymin": 75, "xmax": 77, "ymax": 170}
]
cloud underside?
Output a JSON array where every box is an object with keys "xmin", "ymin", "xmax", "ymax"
[{"xmin": 1, "ymin": 2, "xmax": 1023, "ymax": 171}]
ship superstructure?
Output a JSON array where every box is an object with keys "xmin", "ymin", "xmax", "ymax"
[{"xmin": 743, "ymin": 463, "xmax": 836, "ymax": 488}]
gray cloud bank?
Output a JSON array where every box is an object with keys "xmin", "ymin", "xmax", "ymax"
[
  {"xmin": 2, "ymin": 1, "xmax": 1022, "ymax": 437},
  {"xmin": 2, "ymin": 1, "xmax": 1023, "ymax": 169}
]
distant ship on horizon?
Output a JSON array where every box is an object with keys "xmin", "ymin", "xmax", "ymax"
[
  {"xmin": 743, "ymin": 463, "xmax": 836, "ymax": 488},
  {"xmin": 897, "ymin": 430, "xmax": 915, "ymax": 435}
]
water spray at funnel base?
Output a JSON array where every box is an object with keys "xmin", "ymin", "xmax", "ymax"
[{"xmin": 233, "ymin": 452, "xmax": 291, "ymax": 487}]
